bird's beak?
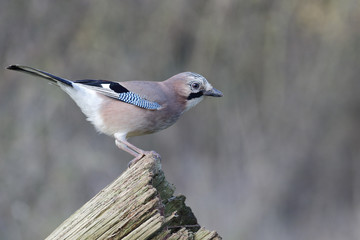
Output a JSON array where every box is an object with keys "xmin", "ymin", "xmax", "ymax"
[{"xmin": 203, "ymin": 88, "xmax": 223, "ymax": 97}]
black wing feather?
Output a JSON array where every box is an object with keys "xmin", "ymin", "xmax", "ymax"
[{"xmin": 75, "ymin": 79, "xmax": 129, "ymax": 93}]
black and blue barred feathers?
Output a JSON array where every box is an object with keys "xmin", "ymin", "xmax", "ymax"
[{"xmin": 118, "ymin": 92, "xmax": 161, "ymax": 110}]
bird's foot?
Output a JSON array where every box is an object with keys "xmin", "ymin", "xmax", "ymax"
[
  {"xmin": 127, "ymin": 153, "xmax": 145, "ymax": 168},
  {"xmin": 147, "ymin": 150, "xmax": 161, "ymax": 160},
  {"xmin": 127, "ymin": 150, "xmax": 161, "ymax": 168}
]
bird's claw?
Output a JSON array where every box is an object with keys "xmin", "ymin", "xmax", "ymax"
[
  {"xmin": 127, "ymin": 151, "xmax": 161, "ymax": 168},
  {"xmin": 127, "ymin": 153, "xmax": 145, "ymax": 168}
]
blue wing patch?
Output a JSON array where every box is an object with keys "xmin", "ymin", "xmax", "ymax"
[{"xmin": 118, "ymin": 92, "xmax": 161, "ymax": 110}]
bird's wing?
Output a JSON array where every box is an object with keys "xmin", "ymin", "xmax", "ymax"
[{"xmin": 74, "ymin": 79, "xmax": 161, "ymax": 110}]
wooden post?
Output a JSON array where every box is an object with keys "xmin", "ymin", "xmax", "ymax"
[{"xmin": 46, "ymin": 153, "xmax": 222, "ymax": 240}]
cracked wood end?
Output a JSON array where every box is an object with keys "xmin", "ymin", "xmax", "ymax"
[{"xmin": 45, "ymin": 153, "xmax": 222, "ymax": 240}]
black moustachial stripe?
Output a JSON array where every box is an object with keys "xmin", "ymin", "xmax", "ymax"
[
  {"xmin": 74, "ymin": 79, "xmax": 129, "ymax": 93},
  {"xmin": 187, "ymin": 91, "xmax": 203, "ymax": 100}
]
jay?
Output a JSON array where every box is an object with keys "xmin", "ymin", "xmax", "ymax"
[{"xmin": 7, "ymin": 65, "xmax": 223, "ymax": 165}]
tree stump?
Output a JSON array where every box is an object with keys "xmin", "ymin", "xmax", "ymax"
[{"xmin": 45, "ymin": 153, "xmax": 222, "ymax": 240}]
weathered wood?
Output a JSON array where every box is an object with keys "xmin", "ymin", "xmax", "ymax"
[{"xmin": 46, "ymin": 153, "xmax": 222, "ymax": 240}]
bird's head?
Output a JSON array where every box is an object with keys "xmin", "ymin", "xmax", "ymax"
[{"xmin": 165, "ymin": 72, "xmax": 223, "ymax": 112}]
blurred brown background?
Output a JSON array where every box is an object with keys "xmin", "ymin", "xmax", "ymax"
[{"xmin": 1, "ymin": 0, "xmax": 360, "ymax": 239}]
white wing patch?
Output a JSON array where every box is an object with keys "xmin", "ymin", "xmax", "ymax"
[{"xmin": 101, "ymin": 83, "xmax": 111, "ymax": 90}]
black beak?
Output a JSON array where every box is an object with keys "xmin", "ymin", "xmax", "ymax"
[{"xmin": 203, "ymin": 88, "xmax": 223, "ymax": 97}]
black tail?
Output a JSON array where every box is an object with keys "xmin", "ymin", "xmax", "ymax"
[{"xmin": 6, "ymin": 65, "xmax": 73, "ymax": 87}]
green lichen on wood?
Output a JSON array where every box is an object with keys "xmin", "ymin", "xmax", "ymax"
[
  {"xmin": 152, "ymin": 169, "xmax": 175, "ymax": 201},
  {"xmin": 164, "ymin": 195, "xmax": 199, "ymax": 232},
  {"xmin": 46, "ymin": 153, "xmax": 221, "ymax": 240}
]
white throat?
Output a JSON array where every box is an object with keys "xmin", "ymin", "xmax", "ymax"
[{"xmin": 184, "ymin": 96, "xmax": 204, "ymax": 112}]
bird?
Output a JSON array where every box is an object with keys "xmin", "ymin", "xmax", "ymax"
[{"xmin": 7, "ymin": 65, "xmax": 223, "ymax": 166}]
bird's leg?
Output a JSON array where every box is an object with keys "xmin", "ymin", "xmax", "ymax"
[
  {"xmin": 114, "ymin": 139, "xmax": 139, "ymax": 157},
  {"xmin": 121, "ymin": 141, "xmax": 161, "ymax": 160},
  {"xmin": 121, "ymin": 139, "xmax": 146, "ymax": 156},
  {"xmin": 114, "ymin": 138, "xmax": 146, "ymax": 167}
]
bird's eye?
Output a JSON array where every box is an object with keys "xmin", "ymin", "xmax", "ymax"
[{"xmin": 191, "ymin": 82, "xmax": 200, "ymax": 90}]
